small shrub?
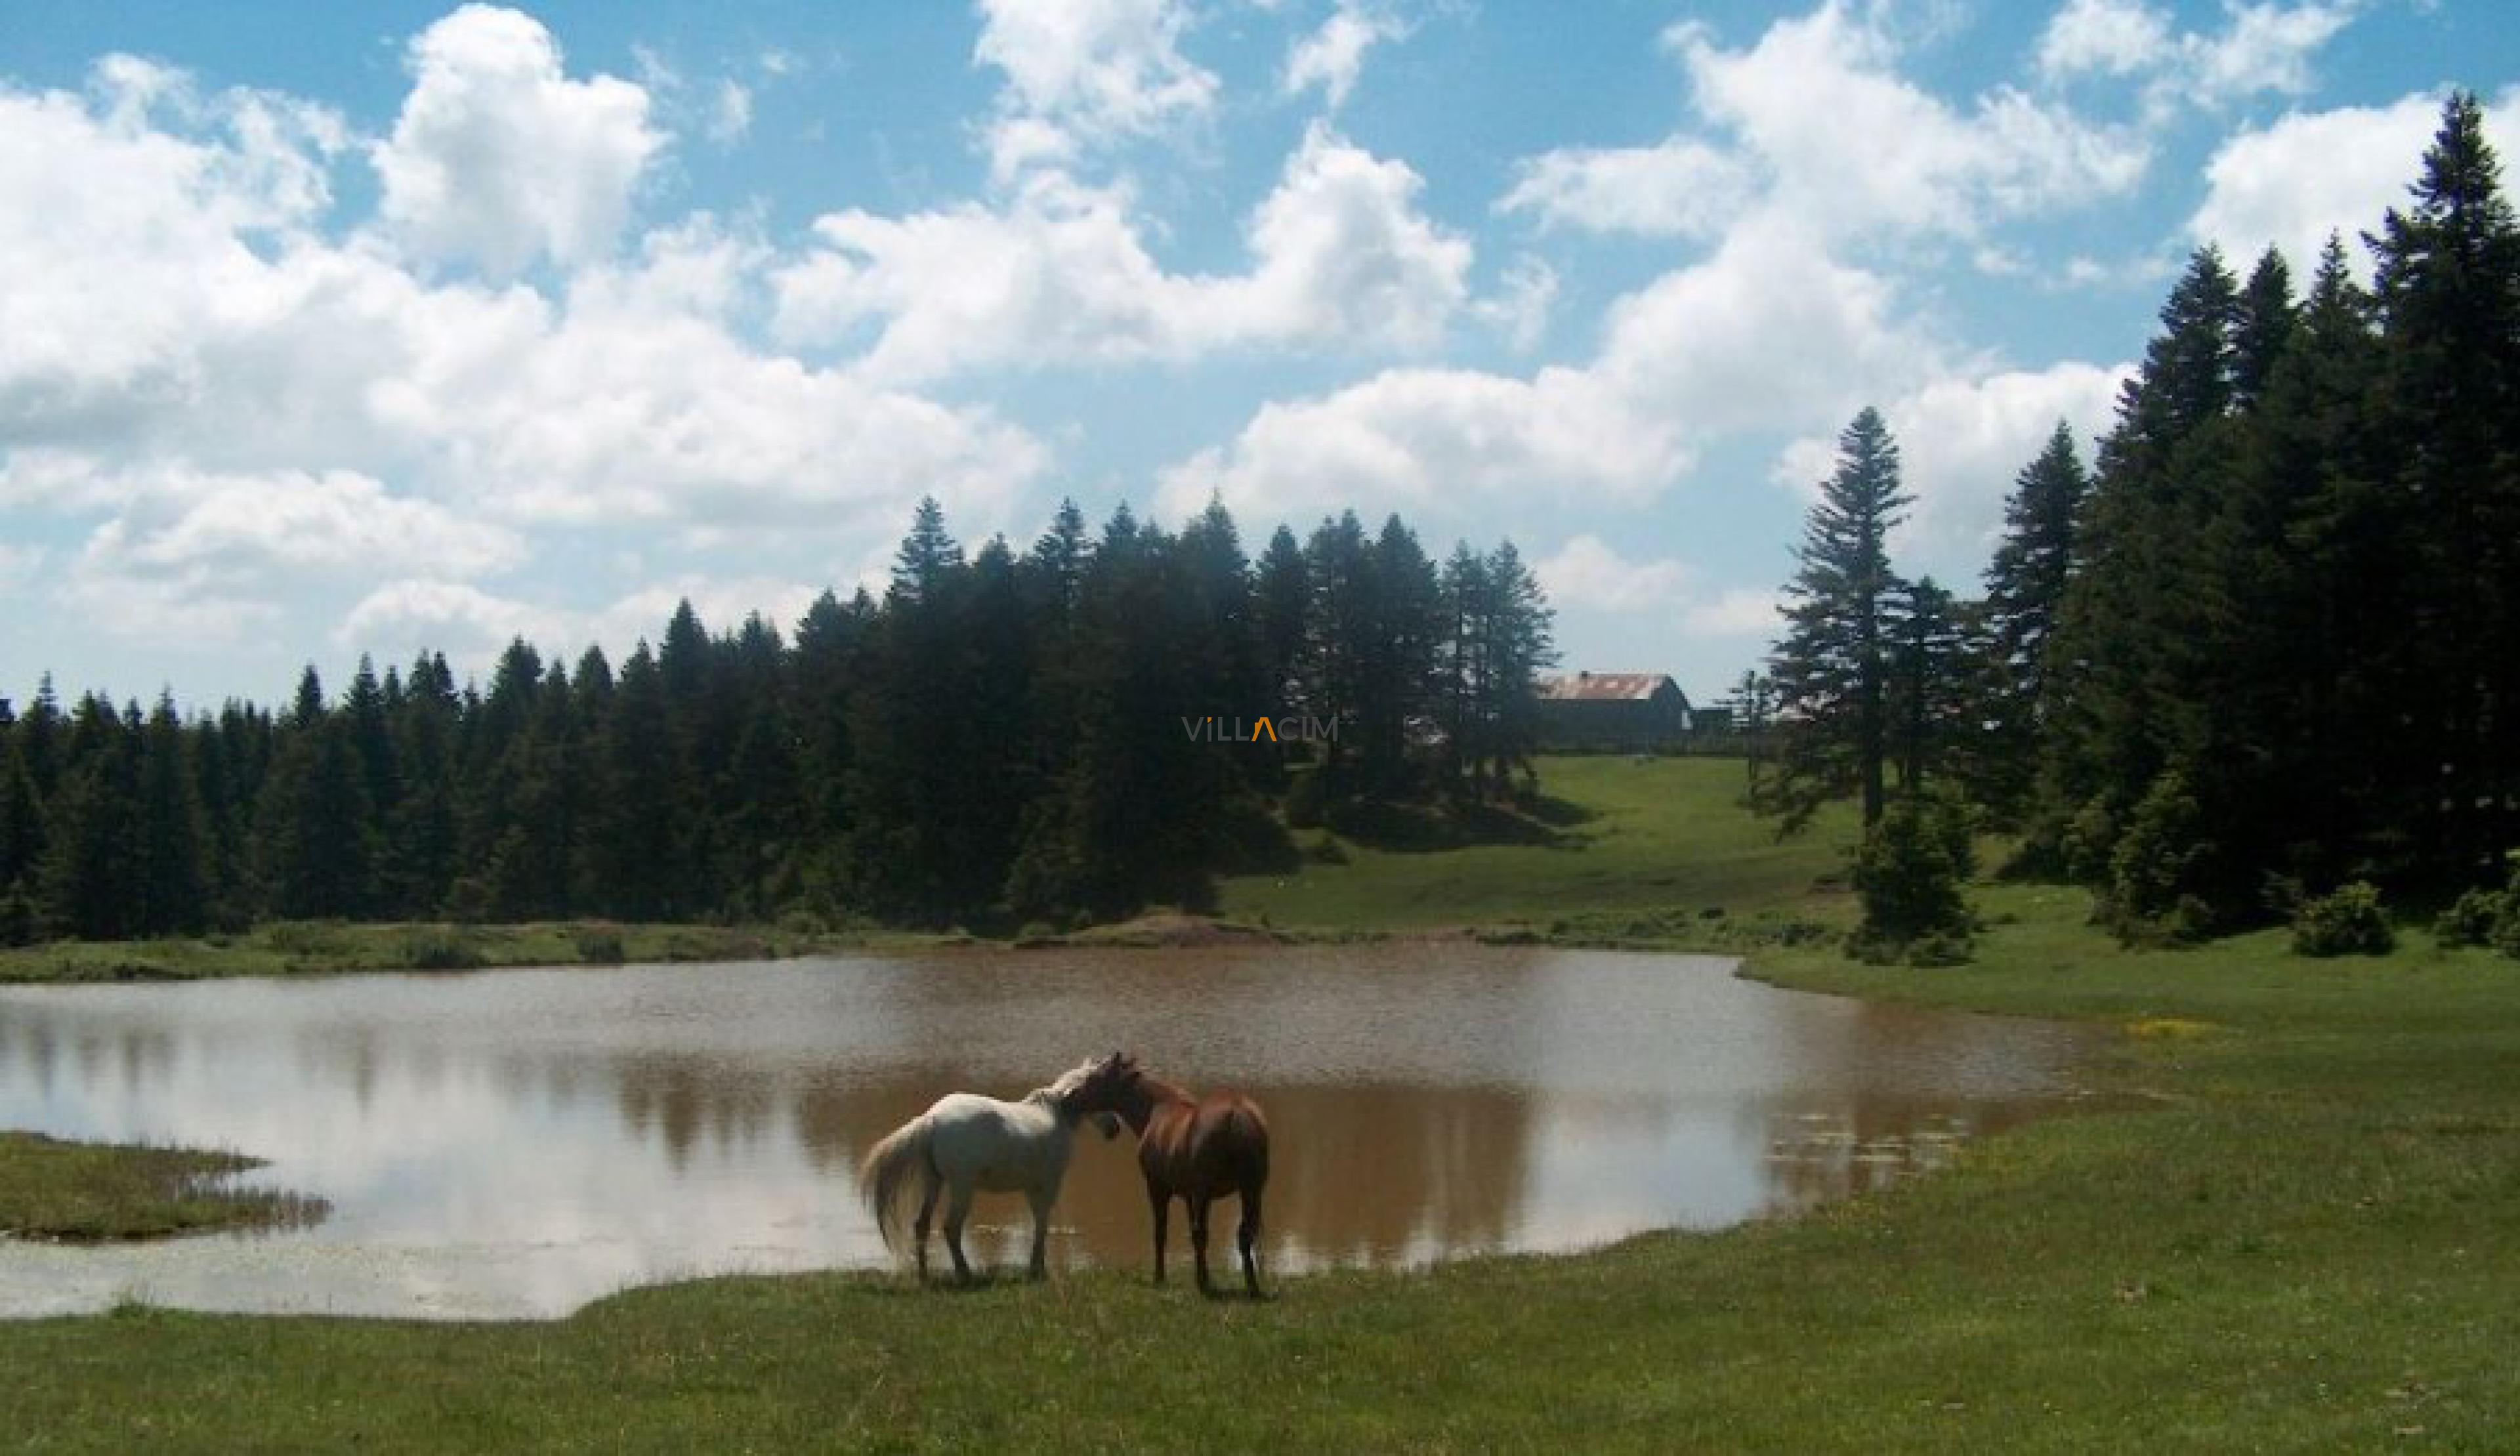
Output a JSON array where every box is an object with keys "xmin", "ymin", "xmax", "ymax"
[
  {"xmin": 2103, "ymin": 772, "xmax": 2214, "ymax": 946},
  {"xmin": 403, "ymin": 928, "xmax": 486, "ymax": 972},
  {"xmin": 1283, "ymin": 768, "xmax": 1326, "ymax": 830},
  {"xmin": 2291, "ymin": 881, "xmax": 2395, "ymax": 957},
  {"xmin": 1773, "ymin": 919, "xmax": 1834, "ymax": 947},
  {"xmin": 776, "ymin": 909, "xmax": 832, "ymax": 938},
  {"xmin": 2061, "ymin": 799, "xmax": 2117, "ymax": 885},
  {"xmin": 267, "ymin": 921, "xmax": 349, "ymax": 957},
  {"xmin": 1902, "ymin": 930, "xmax": 1976, "ymax": 968},
  {"xmin": 0, "ymin": 887, "xmax": 37, "ymax": 948},
  {"xmin": 1303, "ymin": 833, "xmax": 1349, "ymax": 865},
  {"xmin": 1850, "ymin": 789, "xmax": 1977, "ymax": 965},
  {"xmin": 2437, "ymin": 888, "xmax": 2508, "ymax": 948},
  {"xmin": 572, "ymin": 926, "xmax": 627, "ymax": 965},
  {"xmin": 2494, "ymin": 898, "xmax": 2520, "ymax": 960},
  {"xmin": 1211, "ymin": 795, "xmax": 1302, "ymax": 873}
]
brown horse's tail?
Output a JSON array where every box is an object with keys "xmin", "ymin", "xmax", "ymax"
[
  {"xmin": 1228, "ymin": 1100, "xmax": 1271, "ymax": 1187},
  {"xmin": 858, "ymin": 1113, "xmax": 934, "ymax": 1254}
]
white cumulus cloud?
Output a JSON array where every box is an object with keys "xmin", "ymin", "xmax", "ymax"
[
  {"xmin": 2190, "ymin": 87, "xmax": 2520, "ymax": 280},
  {"xmin": 1160, "ymin": 209, "xmax": 1943, "ymax": 531},
  {"xmin": 1285, "ymin": 3, "xmax": 1404, "ymax": 111},
  {"xmin": 1771, "ymin": 361, "xmax": 2131, "ymax": 581},
  {"xmin": 1507, "ymin": 7, "xmax": 2147, "ymax": 247},
  {"xmin": 974, "ymin": 0, "xmax": 1217, "ymax": 180},
  {"xmin": 2038, "ymin": 0, "xmax": 2362, "ymax": 110},
  {"xmin": 1535, "ymin": 535, "xmax": 1691, "ymax": 612},
  {"xmin": 772, "ymin": 123, "xmax": 1469, "ymax": 379},
  {"xmin": 0, "ymin": 44, "xmax": 1049, "ymax": 655},
  {"xmin": 2037, "ymin": 0, "xmax": 2174, "ymax": 79},
  {"xmin": 373, "ymin": 4, "xmax": 663, "ymax": 275}
]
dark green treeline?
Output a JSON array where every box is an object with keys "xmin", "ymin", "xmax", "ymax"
[
  {"xmin": 1767, "ymin": 94, "xmax": 2520, "ymax": 938},
  {"xmin": 0, "ymin": 499, "xmax": 1553, "ymax": 942}
]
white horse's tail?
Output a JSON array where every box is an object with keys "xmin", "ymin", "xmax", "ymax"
[{"xmin": 860, "ymin": 1113, "xmax": 935, "ymax": 1253}]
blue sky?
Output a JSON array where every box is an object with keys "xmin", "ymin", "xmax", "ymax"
[{"xmin": 2, "ymin": 1, "xmax": 2515, "ymax": 709}]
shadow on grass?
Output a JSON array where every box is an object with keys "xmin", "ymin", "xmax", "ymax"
[{"xmin": 1325, "ymin": 797, "xmax": 1589, "ymax": 854}]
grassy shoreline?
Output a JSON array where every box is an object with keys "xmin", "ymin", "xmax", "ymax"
[
  {"xmin": 4, "ymin": 757, "xmax": 2515, "ymax": 1448},
  {"xmin": 0, "ymin": 1133, "xmax": 324, "ymax": 1242},
  {"xmin": 0, "ymin": 918, "xmax": 962, "ymax": 985}
]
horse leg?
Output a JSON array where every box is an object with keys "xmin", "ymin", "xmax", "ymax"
[
  {"xmin": 1189, "ymin": 1193, "xmax": 1214, "ymax": 1297},
  {"xmin": 942, "ymin": 1179, "xmax": 976, "ymax": 1283},
  {"xmin": 1025, "ymin": 1185, "xmax": 1054, "ymax": 1281},
  {"xmin": 912, "ymin": 1175, "xmax": 941, "ymax": 1281},
  {"xmin": 1237, "ymin": 1182, "xmax": 1264, "ymax": 1299},
  {"xmin": 1146, "ymin": 1182, "xmax": 1169, "ymax": 1286}
]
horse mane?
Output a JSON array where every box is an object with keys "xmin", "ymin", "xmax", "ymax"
[
  {"xmin": 1131, "ymin": 1070, "xmax": 1194, "ymax": 1109},
  {"xmin": 1026, "ymin": 1058, "xmax": 1101, "ymax": 1112}
]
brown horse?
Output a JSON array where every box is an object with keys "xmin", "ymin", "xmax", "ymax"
[{"xmin": 1093, "ymin": 1052, "xmax": 1270, "ymax": 1297}]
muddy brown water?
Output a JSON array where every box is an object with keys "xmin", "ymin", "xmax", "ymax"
[{"xmin": 0, "ymin": 946, "xmax": 2091, "ymax": 1319}]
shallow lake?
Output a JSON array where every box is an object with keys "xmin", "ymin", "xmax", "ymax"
[{"xmin": 0, "ymin": 946, "xmax": 2090, "ymax": 1319}]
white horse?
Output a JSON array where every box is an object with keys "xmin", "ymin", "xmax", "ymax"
[{"xmin": 859, "ymin": 1057, "xmax": 1127, "ymax": 1281}]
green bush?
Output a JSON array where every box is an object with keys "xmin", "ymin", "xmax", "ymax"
[
  {"xmin": 2291, "ymin": 882, "xmax": 2395, "ymax": 957},
  {"xmin": 2103, "ymin": 772, "xmax": 2214, "ymax": 945},
  {"xmin": 402, "ymin": 928, "xmax": 486, "ymax": 972},
  {"xmin": 2437, "ymin": 852, "xmax": 2520, "ymax": 958},
  {"xmin": 572, "ymin": 926, "xmax": 627, "ymax": 965},
  {"xmin": 1283, "ymin": 768, "xmax": 1326, "ymax": 830},
  {"xmin": 2494, "ymin": 882, "xmax": 2520, "ymax": 959},
  {"xmin": 1849, "ymin": 789, "xmax": 1977, "ymax": 967},
  {"xmin": 2437, "ymin": 888, "xmax": 2508, "ymax": 948},
  {"xmin": 0, "ymin": 886, "xmax": 36, "ymax": 948}
]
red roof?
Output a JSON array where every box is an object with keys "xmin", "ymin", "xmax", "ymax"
[{"xmin": 1538, "ymin": 672, "xmax": 1677, "ymax": 703}]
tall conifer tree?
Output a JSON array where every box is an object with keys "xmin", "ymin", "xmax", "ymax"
[{"xmin": 1770, "ymin": 407, "xmax": 1911, "ymax": 829}]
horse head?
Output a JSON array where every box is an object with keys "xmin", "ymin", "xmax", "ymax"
[
  {"xmin": 1058, "ymin": 1048, "xmax": 1149, "ymax": 1138},
  {"xmin": 1052, "ymin": 1053, "xmax": 1137, "ymax": 1140}
]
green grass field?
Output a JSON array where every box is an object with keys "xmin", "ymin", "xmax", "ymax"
[
  {"xmin": 4, "ymin": 756, "xmax": 2517, "ymax": 1450},
  {"xmin": 1223, "ymin": 755, "xmax": 1860, "ymax": 944}
]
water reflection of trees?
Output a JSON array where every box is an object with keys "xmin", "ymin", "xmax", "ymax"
[
  {"xmin": 1748, "ymin": 996, "xmax": 2080, "ymax": 1213},
  {"xmin": 598, "ymin": 1059, "xmax": 1543, "ymax": 1270},
  {"xmin": 611, "ymin": 1052, "xmax": 780, "ymax": 1171},
  {"xmin": 0, "ymin": 1018, "xmax": 179, "ymax": 1107}
]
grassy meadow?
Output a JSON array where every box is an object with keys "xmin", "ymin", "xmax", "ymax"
[
  {"xmin": 1223, "ymin": 754, "xmax": 1860, "ymax": 944},
  {"xmin": 4, "ymin": 755, "xmax": 2518, "ymax": 1449}
]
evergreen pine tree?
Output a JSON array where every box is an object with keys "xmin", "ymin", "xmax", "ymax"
[
  {"xmin": 383, "ymin": 654, "xmax": 460, "ymax": 917},
  {"xmin": 1883, "ymin": 576, "xmax": 1973, "ymax": 797},
  {"xmin": 2369, "ymin": 91, "xmax": 2520, "ymax": 878},
  {"xmin": 2045, "ymin": 249, "xmax": 2244, "ymax": 892},
  {"xmin": 1769, "ymin": 407, "xmax": 1912, "ymax": 830},
  {"xmin": 39, "ymin": 696, "xmax": 143, "ymax": 940},
  {"xmin": 1255, "ymin": 524, "xmax": 1311, "ymax": 709},
  {"xmin": 1480, "ymin": 541, "xmax": 1555, "ymax": 796},
  {"xmin": 1979, "ymin": 421, "xmax": 2090, "ymax": 823},
  {"xmin": 134, "ymin": 694, "xmax": 209, "ymax": 935},
  {"xmin": 256, "ymin": 668, "xmax": 374, "ymax": 921},
  {"xmin": 0, "ymin": 728, "xmax": 50, "ymax": 944}
]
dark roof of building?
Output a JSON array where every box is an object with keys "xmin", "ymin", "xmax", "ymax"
[{"xmin": 1537, "ymin": 672, "xmax": 1681, "ymax": 703}]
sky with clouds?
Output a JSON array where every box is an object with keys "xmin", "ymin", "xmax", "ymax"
[{"xmin": 2, "ymin": 0, "xmax": 2514, "ymax": 708}]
